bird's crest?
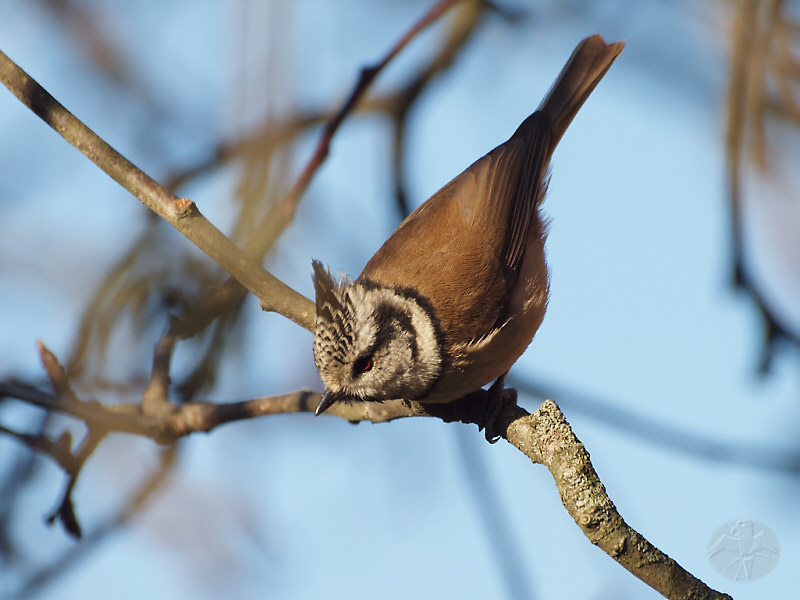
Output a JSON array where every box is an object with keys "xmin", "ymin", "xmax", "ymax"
[{"xmin": 312, "ymin": 260, "xmax": 357, "ymax": 365}]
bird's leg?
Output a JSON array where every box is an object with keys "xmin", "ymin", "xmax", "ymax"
[{"xmin": 480, "ymin": 371, "xmax": 515, "ymax": 443}]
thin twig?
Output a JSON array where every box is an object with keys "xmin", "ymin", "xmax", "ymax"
[
  {"xmin": 0, "ymin": 425, "xmax": 74, "ymax": 473},
  {"xmin": 0, "ymin": 49, "xmax": 315, "ymax": 330},
  {"xmin": 37, "ymin": 341, "xmax": 77, "ymax": 400},
  {"xmin": 0, "ymin": 410, "xmax": 49, "ymax": 566},
  {"xmin": 141, "ymin": 328, "xmax": 177, "ymax": 413},
  {"xmin": 725, "ymin": 0, "xmax": 800, "ymax": 373},
  {"xmin": 387, "ymin": 0, "xmax": 486, "ymax": 216},
  {"xmin": 272, "ymin": 0, "xmax": 464, "ymax": 233},
  {"xmin": 168, "ymin": 0, "xmax": 470, "ymax": 341},
  {"xmin": 45, "ymin": 428, "xmax": 107, "ymax": 539},
  {"xmin": 12, "ymin": 447, "xmax": 177, "ymax": 600}
]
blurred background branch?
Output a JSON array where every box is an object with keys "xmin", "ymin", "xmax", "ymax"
[
  {"xmin": 0, "ymin": 0, "xmax": 471, "ymax": 536},
  {"xmin": 726, "ymin": 0, "xmax": 800, "ymax": 373}
]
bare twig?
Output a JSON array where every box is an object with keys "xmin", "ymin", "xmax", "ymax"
[
  {"xmin": 12, "ymin": 447, "xmax": 177, "ymax": 600},
  {"xmin": 141, "ymin": 328, "xmax": 177, "ymax": 413},
  {"xmin": 0, "ymin": 49, "xmax": 314, "ymax": 330},
  {"xmin": 725, "ymin": 0, "xmax": 800, "ymax": 373},
  {"xmin": 0, "ymin": 409, "xmax": 49, "ymax": 565},
  {"xmin": 0, "ymin": 425, "xmax": 74, "ymax": 473},
  {"xmin": 272, "ymin": 0, "xmax": 464, "ymax": 235},
  {"xmin": 45, "ymin": 428, "xmax": 106, "ymax": 539},
  {"xmin": 0, "ymin": 387, "xmax": 108, "ymax": 539},
  {"xmin": 34, "ymin": 343, "xmax": 109, "ymax": 537},
  {"xmin": 0, "ymin": 381, "xmax": 318, "ymax": 442},
  {"xmin": 37, "ymin": 341, "xmax": 77, "ymax": 400},
  {"xmin": 168, "ymin": 0, "xmax": 472, "ymax": 342},
  {"xmin": 387, "ymin": 0, "xmax": 487, "ymax": 216}
]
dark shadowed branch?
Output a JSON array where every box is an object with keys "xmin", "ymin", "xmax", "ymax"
[
  {"xmin": 386, "ymin": 0, "xmax": 489, "ymax": 216},
  {"xmin": 11, "ymin": 447, "xmax": 177, "ymax": 600},
  {"xmin": 453, "ymin": 427, "xmax": 536, "ymax": 599},
  {"xmin": 512, "ymin": 374, "xmax": 800, "ymax": 474}
]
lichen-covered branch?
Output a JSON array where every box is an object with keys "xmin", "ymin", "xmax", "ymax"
[{"xmin": 504, "ymin": 401, "xmax": 732, "ymax": 600}]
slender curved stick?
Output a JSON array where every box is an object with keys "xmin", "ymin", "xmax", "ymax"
[
  {"xmin": 272, "ymin": 0, "xmax": 463, "ymax": 225},
  {"xmin": 12, "ymin": 448, "xmax": 177, "ymax": 600},
  {"xmin": 0, "ymin": 2, "xmax": 472, "ymax": 335},
  {"xmin": 0, "ymin": 49, "xmax": 315, "ymax": 331},
  {"xmin": 725, "ymin": 0, "xmax": 800, "ymax": 371},
  {"xmin": 171, "ymin": 0, "xmax": 471, "ymax": 339}
]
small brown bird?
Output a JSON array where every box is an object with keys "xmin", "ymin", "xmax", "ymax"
[{"xmin": 313, "ymin": 34, "xmax": 624, "ymax": 416}]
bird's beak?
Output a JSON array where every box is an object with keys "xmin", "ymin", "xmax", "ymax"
[{"xmin": 315, "ymin": 391, "xmax": 339, "ymax": 416}]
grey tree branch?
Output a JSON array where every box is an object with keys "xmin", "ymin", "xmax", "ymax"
[
  {"xmin": 502, "ymin": 401, "xmax": 732, "ymax": 600},
  {"xmin": 0, "ymin": 49, "xmax": 315, "ymax": 331},
  {"xmin": 1, "ymin": 356, "xmax": 731, "ymax": 600}
]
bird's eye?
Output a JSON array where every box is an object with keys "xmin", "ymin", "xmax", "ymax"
[{"xmin": 353, "ymin": 355, "xmax": 373, "ymax": 376}]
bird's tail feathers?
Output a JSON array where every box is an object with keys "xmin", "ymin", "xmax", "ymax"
[{"xmin": 538, "ymin": 34, "xmax": 624, "ymax": 149}]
